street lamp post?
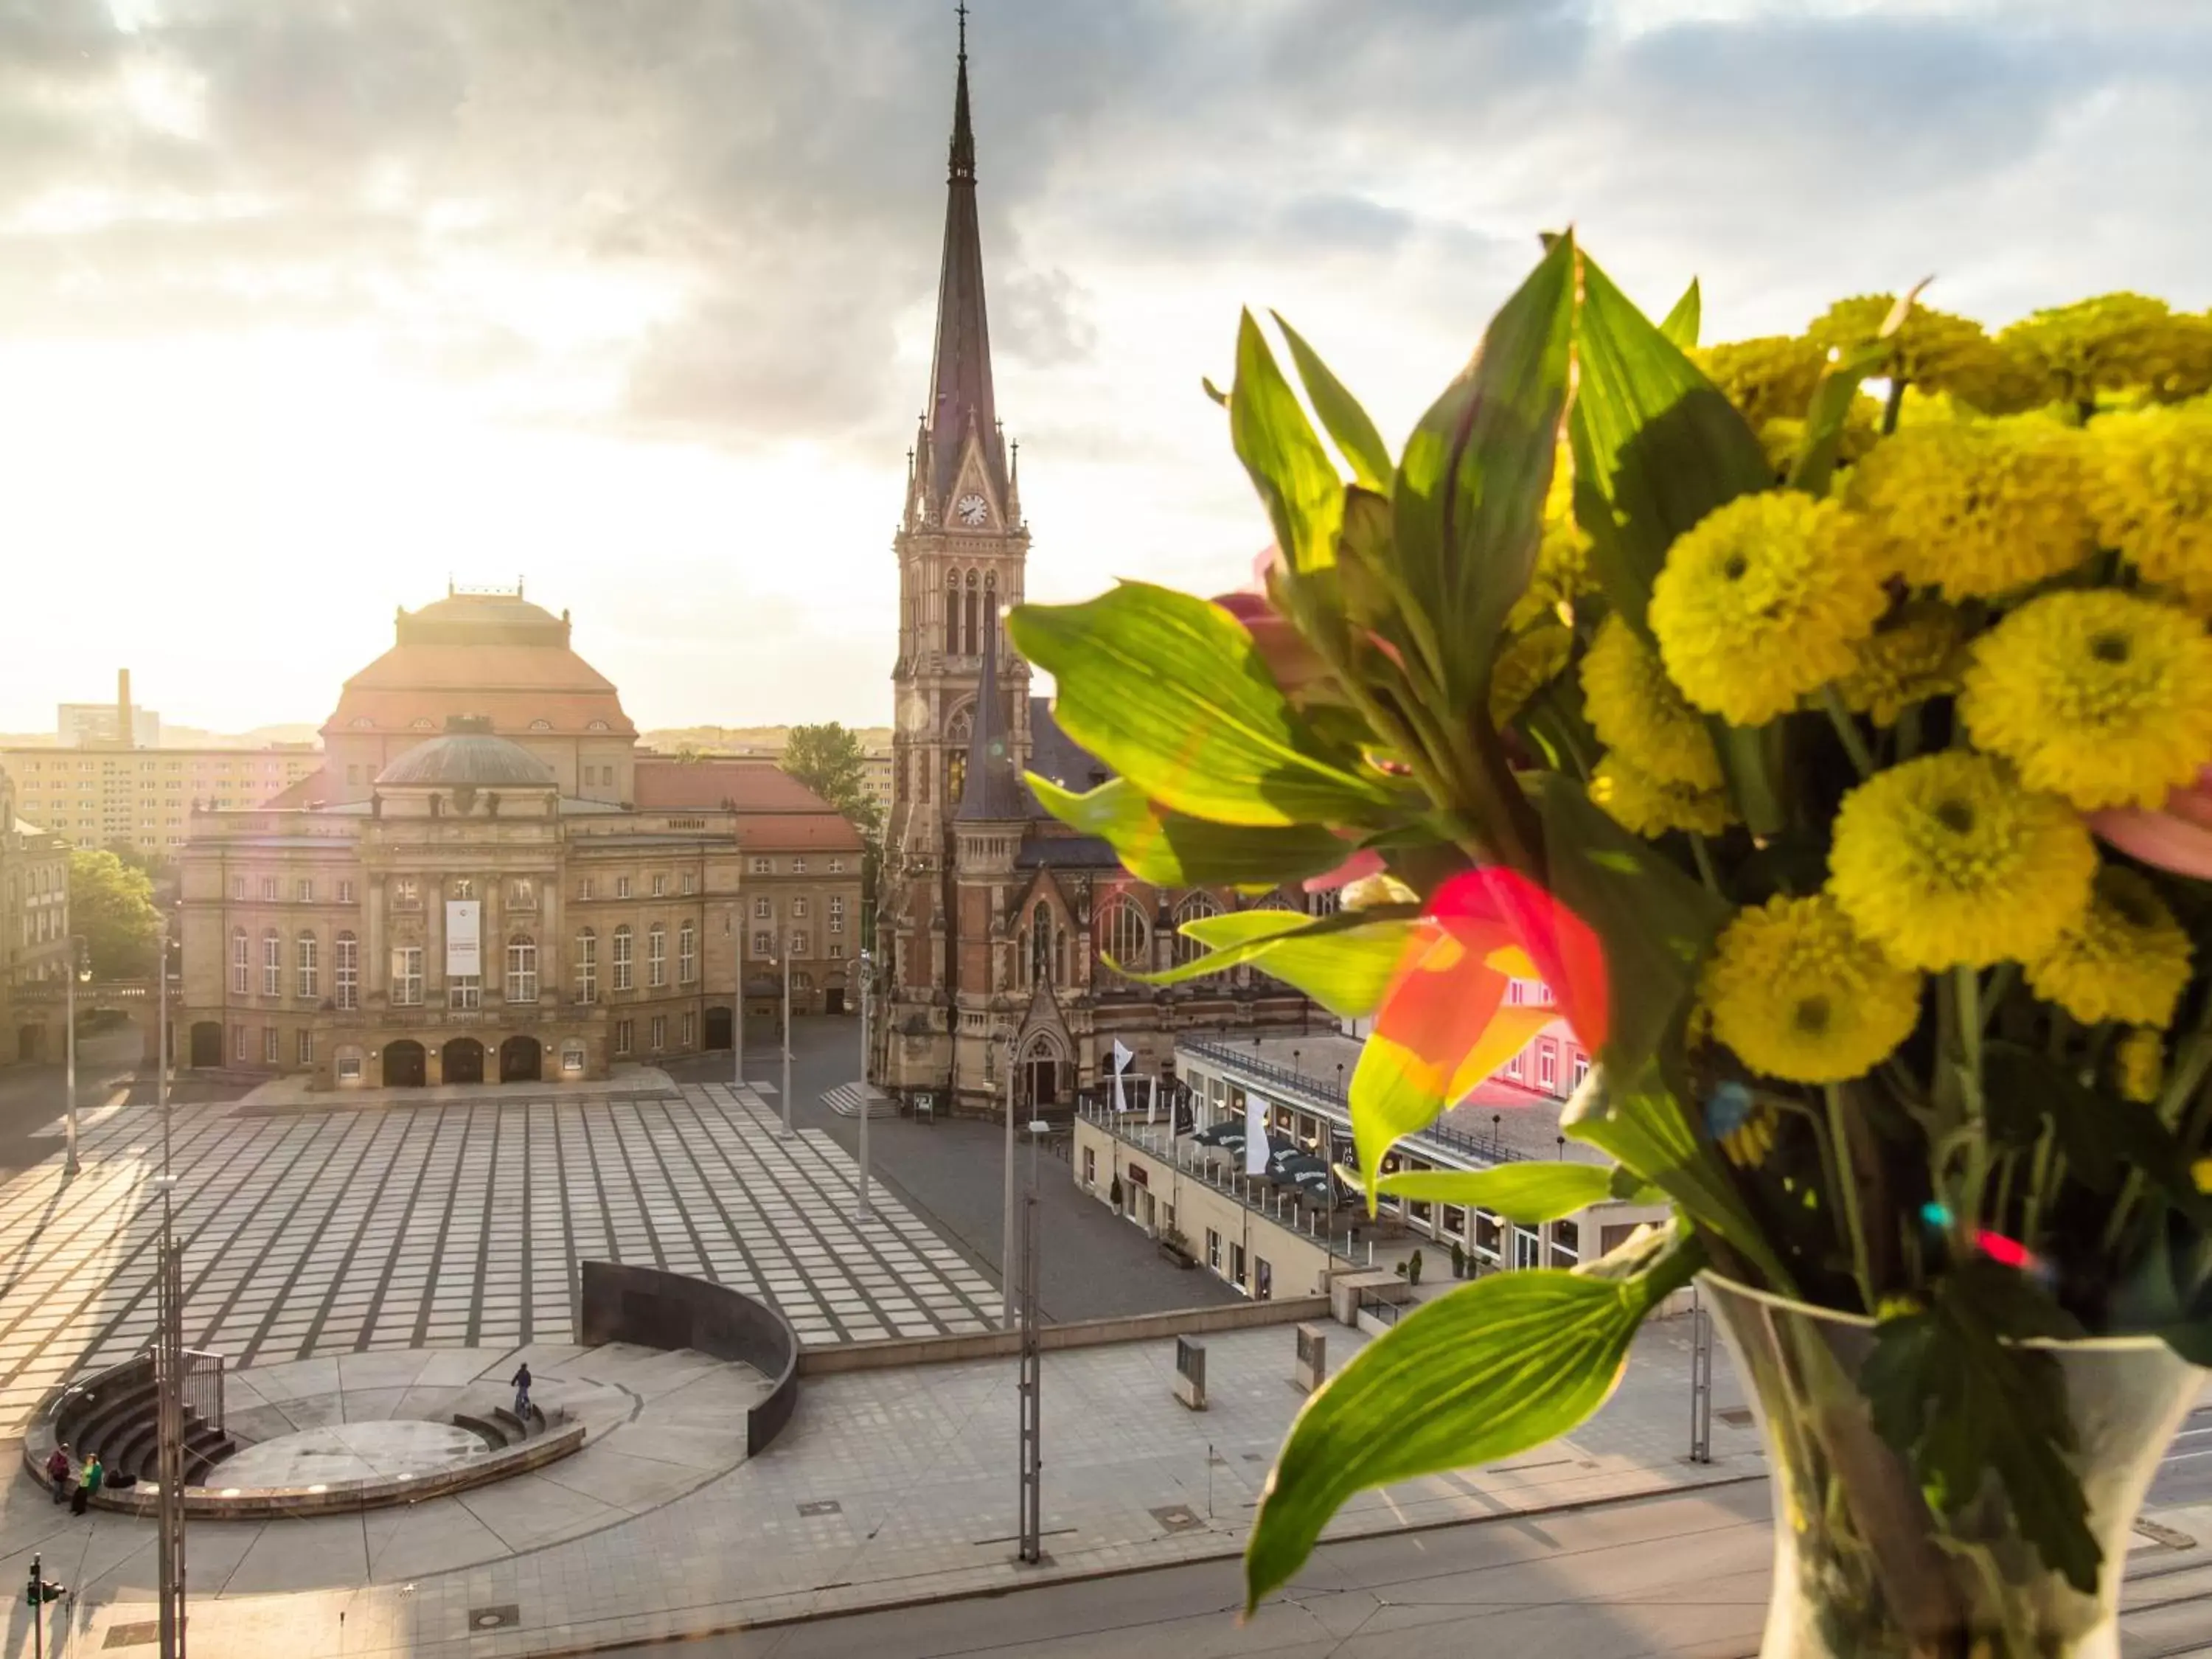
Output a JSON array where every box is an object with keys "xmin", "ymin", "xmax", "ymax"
[
  {"xmin": 63, "ymin": 936, "xmax": 88, "ymax": 1177},
  {"xmin": 1001, "ymin": 1023, "xmax": 1017, "ymax": 1328},
  {"xmin": 152, "ymin": 917, "xmax": 185, "ymax": 1659},
  {"xmin": 732, "ymin": 921, "xmax": 745, "ymax": 1093},
  {"xmin": 780, "ymin": 945, "xmax": 793, "ymax": 1138},
  {"xmin": 857, "ymin": 950, "xmax": 873, "ymax": 1222}
]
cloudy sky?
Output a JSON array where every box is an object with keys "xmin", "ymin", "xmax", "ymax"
[{"xmin": 1, "ymin": 0, "xmax": 2205, "ymax": 735}]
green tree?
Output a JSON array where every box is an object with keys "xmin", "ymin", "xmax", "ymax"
[
  {"xmin": 69, "ymin": 848, "xmax": 161, "ymax": 979},
  {"xmin": 782, "ymin": 723, "xmax": 885, "ymax": 933}
]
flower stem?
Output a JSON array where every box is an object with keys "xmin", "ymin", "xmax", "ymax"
[
  {"xmin": 1688, "ymin": 832, "xmax": 1723, "ymax": 898},
  {"xmin": 1882, "ymin": 373, "xmax": 1908, "ymax": 436},
  {"xmin": 1819, "ymin": 686, "xmax": 1877, "ymax": 780},
  {"xmin": 1825, "ymin": 1084, "xmax": 1878, "ymax": 1312}
]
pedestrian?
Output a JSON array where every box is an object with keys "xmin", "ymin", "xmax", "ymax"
[
  {"xmin": 71, "ymin": 1452, "xmax": 102, "ymax": 1517},
  {"xmin": 45, "ymin": 1444, "xmax": 71, "ymax": 1504},
  {"xmin": 512, "ymin": 1362, "xmax": 532, "ymax": 1420}
]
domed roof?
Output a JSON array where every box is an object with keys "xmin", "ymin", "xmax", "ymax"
[{"xmin": 375, "ymin": 717, "xmax": 557, "ymax": 788}]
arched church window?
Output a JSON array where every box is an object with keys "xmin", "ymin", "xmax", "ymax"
[
  {"xmin": 1097, "ymin": 898, "xmax": 1149, "ymax": 974},
  {"xmin": 947, "ymin": 750, "xmax": 966, "ymax": 803},
  {"xmin": 945, "ymin": 568, "xmax": 961, "ymax": 655},
  {"xmin": 964, "ymin": 570, "xmax": 981, "ymax": 659},
  {"xmin": 1172, "ymin": 892, "xmax": 1221, "ymax": 967},
  {"xmin": 1029, "ymin": 902, "xmax": 1055, "ymax": 988},
  {"xmin": 983, "ymin": 570, "xmax": 998, "ymax": 656}
]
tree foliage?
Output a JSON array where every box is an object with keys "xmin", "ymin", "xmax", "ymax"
[
  {"xmin": 782, "ymin": 723, "xmax": 885, "ymax": 928},
  {"xmin": 69, "ymin": 848, "xmax": 160, "ymax": 979}
]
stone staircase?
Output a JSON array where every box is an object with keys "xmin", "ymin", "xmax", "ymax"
[{"xmin": 822, "ymin": 1082, "xmax": 895, "ymax": 1119}]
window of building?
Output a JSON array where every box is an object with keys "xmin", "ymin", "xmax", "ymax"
[
  {"xmin": 678, "ymin": 922, "xmax": 696, "ymax": 984},
  {"xmin": 1207, "ymin": 1228, "xmax": 1222, "ymax": 1270},
  {"xmin": 751, "ymin": 857, "xmax": 772, "ymax": 875},
  {"xmin": 650, "ymin": 1014, "xmax": 667, "ymax": 1051},
  {"xmin": 1171, "ymin": 893, "xmax": 1221, "ymax": 966},
  {"xmin": 828, "ymin": 942, "xmax": 844, "ymax": 959},
  {"xmin": 296, "ymin": 878, "xmax": 313, "ymax": 903},
  {"xmin": 827, "ymin": 857, "xmax": 844, "ymax": 874},
  {"xmin": 792, "ymin": 897, "xmax": 808, "ymax": 919},
  {"xmin": 1029, "ymin": 902, "xmax": 1055, "ymax": 987},
  {"xmin": 578, "ymin": 877, "xmax": 594, "ymax": 900},
  {"xmin": 681, "ymin": 1011, "xmax": 695, "ymax": 1048},
  {"xmin": 1539, "ymin": 1043, "xmax": 1558, "ymax": 1091},
  {"xmin": 263, "ymin": 1026, "xmax": 281, "ymax": 1065},
  {"xmin": 451, "ymin": 877, "xmax": 474, "ymax": 900},
  {"xmin": 791, "ymin": 857, "xmax": 807, "ymax": 874},
  {"xmin": 651, "ymin": 873, "xmax": 667, "ymax": 897},
  {"xmin": 262, "ymin": 929, "xmax": 282, "ymax": 995},
  {"xmin": 231, "ymin": 874, "xmax": 246, "ymax": 901},
  {"xmin": 752, "ymin": 931, "xmax": 772, "ymax": 957},
  {"xmin": 296, "ymin": 932, "xmax": 319, "ymax": 999},
  {"xmin": 612, "ymin": 925, "xmax": 633, "ymax": 990},
  {"xmin": 337, "ymin": 1051, "xmax": 361, "ymax": 1082},
  {"xmin": 337, "ymin": 880, "xmax": 355, "ymax": 904},
  {"xmin": 509, "ymin": 877, "xmax": 535, "ymax": 909},
  {"xmin": 449, "ymin": 973, "xmax": 481, "ymax": 1011},
  {"xmin": 753, "ymin": 896, "xmax": 771, "ymax": 919},
  {"xmin": 647, "ymin": 925, "xmax": 667, "ymax": 987},
  {"xmin": 614, "ymin": 1018, "xmax": 633, "ymax": 1056},
  {"xmin": 296, "ymin": 1029, "xmax": 314, "ymax": 1066},
  {"xmin": 561, "ymin": 1040, "xmax": 585, "ymax": 1074},
  {"xmin": 231, "ymin": 928, "xmax": 249, "ymax": 995},
  {"xmin": 335, "ymin": 933, "xmax": 358, "ymax": 1010},
  {"xmin": 507, "ymin": 934, "xmax": 538, "ymax": 1003},
  {"xmin": 1506, "ymin": 1050, "xmax": 1523, "ymax": 1081},
  {"xmin": 260, "ymin": 877, "xmax": 278, "ymax": 902},
  {"xmin": 1098, "ymin": 899, "xmax": 1147, "ymax": 971},
  {"xmin": 576, "ymin": 929, "xmax": 598, "ymax": 1002},
  {"xmin": 392, "ymin": 945, "xmax": 423, "ymax": 1005},
  {"xmin": 1082, "ymin": 1147, "xmax": 1096, "ymax": 1188},
  {"xmin": 792, "ymin": 931, "xmax": 810, "ymax": 957},
  {"xmin": 392, "ymin": 876, "xmax": 417, "ymax": 905},
  {"xmin": 615, "ymin": 875, "xmax": 632, "ymax": 900},
  {"xmin": 827, "ymin": 894, "xmax": 844, "ymax": 933},
  {"xmin": 681, "ymin": 872, "xmax": 697, "ymax": 895},
  {"xmin": 233, "ymin": 1025, "xmax": 248, "ymax": 1062}
]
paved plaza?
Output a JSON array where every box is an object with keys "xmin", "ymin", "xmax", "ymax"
[{"xmin": 0, "ymin": 1079, "xmax": 1000, "ymax": 1436}]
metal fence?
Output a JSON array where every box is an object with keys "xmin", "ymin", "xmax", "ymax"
[
  {"xmin": 1178, "ymin": 1037, "xmax": 1544, "ymax": 1166},
  {"xmin": 181, "ymin": 1349, "xmax": 225, "ymax": 1434}
]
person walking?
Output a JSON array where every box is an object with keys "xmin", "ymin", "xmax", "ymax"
[
  {"xmin": 45, "ymin": 1444, "xmax": 71, "ymax": 1504},
  {"xmin": 70, "ymin": 1452, "xmax": 102, "ymax": 1516},
  {"xmin": 511, "ymin": 1363, "xmax": 533, "ymax": 1422}
]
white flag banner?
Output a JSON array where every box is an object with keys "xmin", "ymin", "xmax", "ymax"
[
  {"xmin": 445, "ymin": 901, "xmax": 481, "ymax": 978},
  {"xmin": 1245, "ymin": 1091, "xmax": 1271, "ymax": 1175},
  {"xmin": 1110, "ymin": 1039, "xmax": 1134, "ymax": 1113},
  {"xmin": 1145, "ymin": 1075, "xmax": 1158, "ymax": 1126}
]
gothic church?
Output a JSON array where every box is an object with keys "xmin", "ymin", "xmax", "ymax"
[{"xmin": 872, "ymin": 23, "xmax": 1318, "ymax": 1115}]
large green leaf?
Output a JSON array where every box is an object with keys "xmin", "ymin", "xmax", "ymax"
[
  {"xmin": 1369, "ymin": 1163, "xmax": 1624, "ymax": 1222},
  {"xmin": 1026, "ymin": 775, "xmax": 1351, "ymax": 888},
  {"xmin": 1787, "ymin": 338, "xmax": 1888, "ymax": 496},
  {"xmin": 1274, "ymin": 313, "xmax": 1392, "ymax": 492},
  {"xmin": 1391, "ymin": 233, "xmax": 1576, "ymax": 720},
  {"xmin": 1568, "ymin": 251, "xmax": 1771, "ymax": 639},
  {"xmin": 1009, "ymin": 583, "xmax": 1399, "ymax": 828},
  {"xmin": 1245, "ymin": 1242, "xmax": 1694, "ymax": 1609},
  {"xmin": 1231, "ymin": 311, "xmax": 1345, "ymax": 577},
  {"xmin": 1107, "ymin": 906, "xmax": 1420, "ymax": 1018},
  {"xmin": 1660, "ymin": 278, "xmax": 1702, "ymax": 350}
]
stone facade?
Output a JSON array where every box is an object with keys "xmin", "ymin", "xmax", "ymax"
[
  {"xmin": 874, "ymin": 34, "xmax": 1315, "ymax": 1118},
  {"xmin": 0, "ymin": 765, "xmax": 74, "ymax": 1062}
]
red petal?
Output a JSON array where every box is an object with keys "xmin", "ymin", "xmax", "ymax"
[{"xmin": 1427, "ymin": 869, "xmax": 1610, "ymax": 1052}]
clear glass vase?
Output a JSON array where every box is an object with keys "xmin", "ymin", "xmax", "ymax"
[{"xmin": 1703, "ymin": 1273, "xmax": 2204, "ymax": 1659}]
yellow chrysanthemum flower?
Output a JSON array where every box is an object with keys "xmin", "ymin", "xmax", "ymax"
[
  {"xmin": 1489, "ymin": 625, "xmax": 1573, "ymax": 728},
  {"xmin": 2117, "ymin": 1028, "xmax": 2164, "ymax": 1106},
  {"xmin": 2086, "ymin": 403, "xmax": 2212, "ymax": 613},
  {"xmin": 2026, "ymin": 866, "xmax": 2193, "ymax": 1028},
  {"xmin": 1960, "ymin": 589, "xmax": 2212, "ymax": 811},
  {"xmin": 1827, "ymin": 752, "xmax": 2096, "ymax": 971},
  {"xmin": 1579, "ymin": 616, "xmax": 1724, "ymax": 789},
  {"xmin": 1845, "ymin": 419, "xmax": 2099, "ymax": 599},
  {"xmin": 1699, "ymin": 335, "xmax": 1829, "ymax": 430},
  {"xmin": 2000, "ymin": 293, "xmax": 2212, "ymax": 409},
  {"xmin": 1758, "ymin": 397, "xmax": 1883, "ymax": 482},
  {"xmin": 1590, "ymin": 753, "xmax": 1737, "ymax": 838},
  {"xmin": 1649, "ymin": 492, "xmax": 1891, "ymax": 726},
  {"xmin": 1701, "ymin": 895, "xmax": 1921, "ymax": 1084},
  {"xmin": 1807, "ymin": 295, "xmax": 2020, "ymax": 412},
  {"xmin": 1837, "ymin": 601, "xmax": 1967, "ymax": 727},
  {"xmin": 1507, "ymin": 446, "xmax": 1595, "ymax": 632}
]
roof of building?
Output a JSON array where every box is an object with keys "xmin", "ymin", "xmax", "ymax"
[
  {"xmin": 323, "ymin": 594, "xmax": 635, "ymax": 738},
  {"xmin": 262, "ymin": 769, "xmax": 328, "ymax": 809},
  {"xmin": 375, "ymin": 720, "xmax": 560, "ymax": 788},
  {"xmin": 1024, "ymin": 698, "xmax": 1106, "ymax": 799},
  {"xmin": 1014, "ymin": 835, "xmax": 1116, "ymax": 869},
  {"xmin": 633, "ymin": 759, "xmax": 845, "ymax": 815},
  {"xmin": 738, "ymin": 816, "xmax": 866, "ymax": 852}
]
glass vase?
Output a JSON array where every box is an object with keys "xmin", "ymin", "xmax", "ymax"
[{"xmin": 1702, "ymin": 1272, "xmax": 2204, "ymax": 1659}]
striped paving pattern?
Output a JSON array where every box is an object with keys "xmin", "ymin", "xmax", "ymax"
[{"xmin": 0, "ymin": 1083, "xmax": 999, "ymax": 1434}]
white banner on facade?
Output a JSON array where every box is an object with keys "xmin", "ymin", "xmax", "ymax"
[
  {"xmin": 1245, "ymin": 1090, "xmax": 1270, "ymax": 1175},
  {"xmin": 1110, "ymin": 1038, "xmax": 1133, "ymax": 1113},
  {"xmin": 445, "ymin": 900, "xmax": 481, "ymax": 978}
]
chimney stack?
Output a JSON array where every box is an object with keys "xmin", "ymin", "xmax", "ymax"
[{"xmin": 116, "ymin": 668, "xmax": 133, "ymax": 748}]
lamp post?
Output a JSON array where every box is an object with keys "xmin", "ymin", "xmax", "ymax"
[
  {"xmin": 780, "ymin": 943, "xmax": 793, "ymax": 1138},
  {"xmin": 856, "ymin": 949, "xmax": 873, "ymax": 1222},
  {"xmin": 63, "ymin": 935, "xmax": 89, "ymax": 1177},
  {"xmin": 152, "ymin": 917, "xmax": 185, "ymax": 1659},
  {"xmin": 1001, "ymin": 1023, "xmax": 1017, "ymax": 1328},
  {"xmin": 732, "ymin": 913, "xmax": 745, "ymax": 1093}
]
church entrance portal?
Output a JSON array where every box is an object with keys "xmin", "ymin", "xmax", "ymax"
[
  {"xmin": 442, "ymin": 1037, "xmax": 484, "ymax": 1085},
  {"xmin": 1024, "ymin": 1057, "xmax": 1059, "ymax": 1109},
  {"xmin": 383, "ymin": 1040, "xmax": 427, "ymax": 1088}
]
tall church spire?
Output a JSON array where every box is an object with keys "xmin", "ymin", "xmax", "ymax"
[{"xmin": 923, "ymin": 4, "xmax": 1004, "ymax": 509}]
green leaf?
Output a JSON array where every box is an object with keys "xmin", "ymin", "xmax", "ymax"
[
  {"xmin": 1660, "ymin": 278, "xmax": 1701, "ymax": 350},
  {"xmin": 1983, "ymin": 1041, "xmax": 2212, "ymax": 1222},
  {"xmin": 1109, "ymin": 905, "xmax": 1419, "ymax": 1018},
  {"xmin": 1391, "ymin": 233, "xmax": 1577, "ymax": 719},
  {"xmin": 1009, "ymin": 583, "xmax": 1399, "ymax": 828},
  {"xmin": 1787, "ymin": 338, "xmax": 1888, "ymax": 496},
  {"xmin": 1026, "ymin": 775, "xmax": 1352, "ymax": 888},
  {"xmin": 1370, "ymin": 1163, "xmax": 1620, "ymax": 1222},
  {"xmin": 1273, "ymin": 313, "xmax": 1392, "ymax": 491},
  {"xmin": 1231, "ymin": 311, "xmax": 1345, "ymax": 577},
  {"xmin": 1245, "ymin": 1248, "xmax": 1691, "ymax": 1610},
  {"xmin": 1568, "ymin": 251, "xmax": 1771, "ymax": 638}
]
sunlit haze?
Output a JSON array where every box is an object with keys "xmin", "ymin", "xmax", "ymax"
[{"xmin": 3, "ymin": 0, "xmax": 2205, "ymax": 733}]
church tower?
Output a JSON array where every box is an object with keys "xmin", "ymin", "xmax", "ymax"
[{"xmin": 880, "ymin": 14, "xmax": 1032, "ymax": 1094}]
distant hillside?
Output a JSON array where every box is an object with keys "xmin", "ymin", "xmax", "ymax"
[
  {"xmin": 1, "ymin": 723, "xmax": 322, "ymax": 750},
  {"xmin": 643, "ymin": 726, "xmax": 893, "ymax": 754}
]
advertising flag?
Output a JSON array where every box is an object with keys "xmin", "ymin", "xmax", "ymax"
[{"xmin": 1245, "ymin": 1091, "xmax": 1271, "ymax": 1175}]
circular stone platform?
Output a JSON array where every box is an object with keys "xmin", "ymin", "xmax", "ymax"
[{"xmin": 215, "ymin": 1419, "xmax": 490, "ymax": 1488}]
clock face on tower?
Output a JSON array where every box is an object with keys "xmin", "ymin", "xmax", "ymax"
[{"xmin": 956, "ymin": 493, "xmax": 989, "ymax": 526}]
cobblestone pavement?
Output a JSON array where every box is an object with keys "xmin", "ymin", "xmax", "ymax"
[{"xmin": 0, "ymin": 1080, "xmax": 998, "ymax": 1435}]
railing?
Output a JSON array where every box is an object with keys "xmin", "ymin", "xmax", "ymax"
[
  {"xmin": 1178, "ymin": 1036, "xmax": 1543, "ymax": 1166},
  {"xmin": 1357, "ymin": 1287, "xmax": 1405, "ymax": 1328},
  {"xmin": 181, "ymin": 1349, "xmax": 225, "ymax": 1434}
]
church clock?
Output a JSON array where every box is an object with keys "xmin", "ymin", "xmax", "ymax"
[{"xmin": 956, "ymin": 493, "xmax": 989, "ymax": 526}]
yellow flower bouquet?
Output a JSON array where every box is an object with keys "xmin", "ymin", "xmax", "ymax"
[{"xmin": 1007, "ymin": 237, "xmax": 2212, "ymax": 1656}]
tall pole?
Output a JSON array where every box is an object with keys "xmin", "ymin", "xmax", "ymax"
[
  {"xmin": 63, "ymin": 939, "xmax": 79, "ymax": 1178},
  {"xmin": 1015, "ymin": 1189, "xmax": 1042, "ymax": 1565},
  {"xmin": 857, "ymin": 950, "xmax": 872, "ymax": 1222},
  {"xmin": 1001, "ymin": 1026, "xmax": 1016, "ymax": 1327},
  {"xmin": 153, "ymin": 917, "xmax": 184, "ymax": 1659},
  {"xmin": 779, "ymin": 947, "xmax": 793, "ymax": 1138},
  {"xmin": 731, "ymin": 911, "xmax": 745, "ymax": 1091}
]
